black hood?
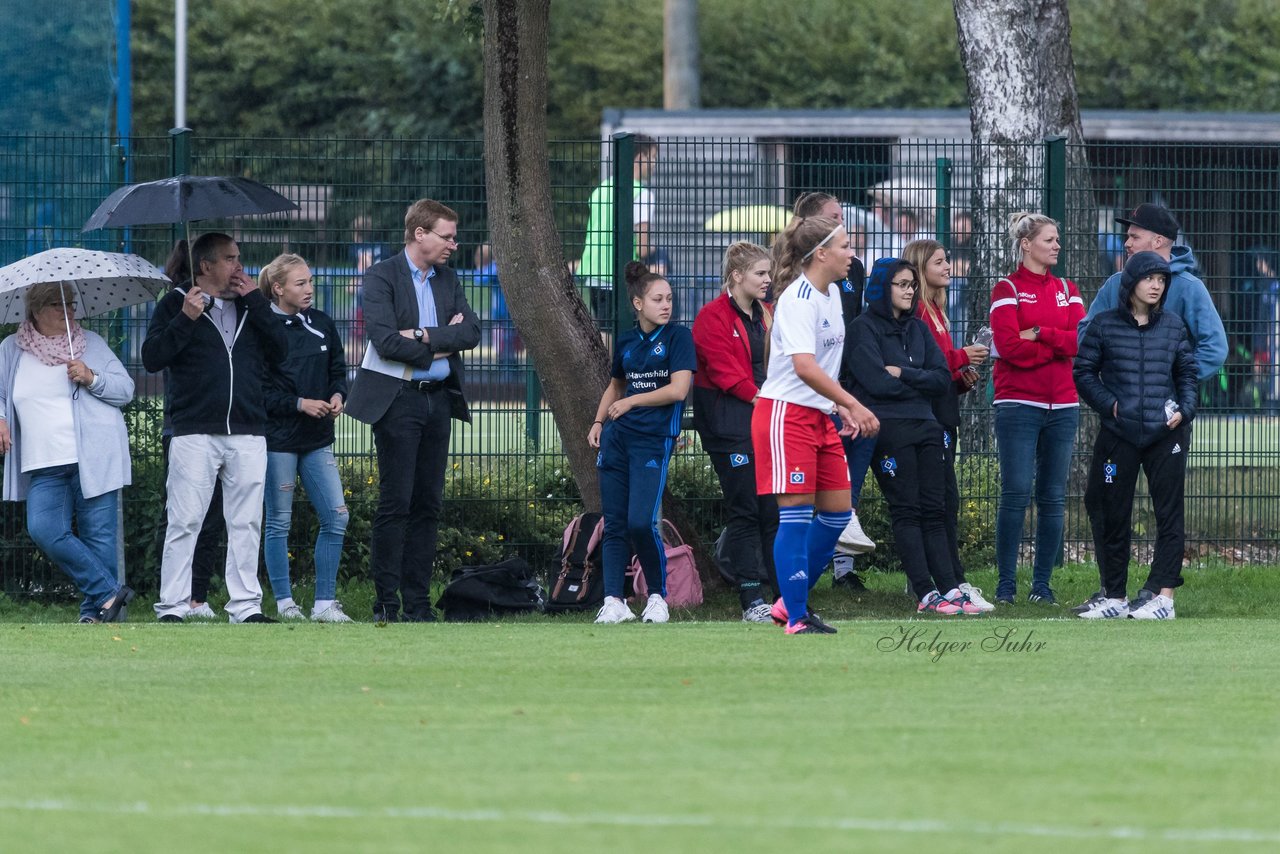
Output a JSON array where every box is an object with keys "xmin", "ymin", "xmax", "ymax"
[
  {"xmin": 1119, "ymin": 250, "xmax": 1172, "ymax": 317},
  {"xmin": 865, "ymin": 257, "xmax": 917, "ymax": 322}
]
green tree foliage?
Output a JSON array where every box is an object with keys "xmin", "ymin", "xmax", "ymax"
[
  {"xmin": 700, "ymin": 0, "xmax": 966, "ymax": 110},
  {"xmin": 131, "ymin": 0, "xmax": 485, "ymax": 137},
  {"xmin": 1071, "ymin": 0, "xmax": 1280, "ymax": 111},
  {"xmin": 121, "ymin": 0, "xmax": 1280, "ymax": 141},
  {"xmin": 0, "ymin": 0, "xmax": 114, "ymax": 133}
]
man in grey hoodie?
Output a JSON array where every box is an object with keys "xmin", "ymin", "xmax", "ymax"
[{"xmin": 1079, "ymin": 203, "xmax": 1226, "ymax": 382}]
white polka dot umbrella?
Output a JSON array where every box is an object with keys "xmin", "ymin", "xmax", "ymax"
[{"xmin": 0, "ymin": 248, "xmax": 171, "ymax": 351}]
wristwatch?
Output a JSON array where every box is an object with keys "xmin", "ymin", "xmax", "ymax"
[
  {"xmin": 413, "ymin": 328, "xmax": 424, "ymax": 342},
  {"xmin": 1031, "ymin": 326, "xmax": 1041, "ymax": 338}
]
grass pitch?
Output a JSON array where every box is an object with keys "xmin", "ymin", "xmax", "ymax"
[{"xmin": 2, "ymin": 592, "xmax": 1278, "ymax": 853}]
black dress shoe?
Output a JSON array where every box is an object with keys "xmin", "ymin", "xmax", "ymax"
[
  {"xmin": 98, "ymin": 586, "xmax": 136, "ymax": 623},
  {"xmin": 158, "ymin": 614, "xmax": 184, "ymax": 623},
  {"xmin": 372, "ymin": 608, "xmax": 400, "ymax": 623},
  {"xmin": 403, "ymin": 610, "xmax": 437, "ymax": 623},
  {"xmin": 240, "ymin": 612, "xmax": 278, "ymax": 623}
]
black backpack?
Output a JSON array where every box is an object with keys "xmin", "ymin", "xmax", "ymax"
[
  {"xmin": 545, "ymin": 512, "xmax": 605, "ymax": 613},
  {"xmin": 435, "ymin": 556, "xmax": 546, "ymax": 622}
]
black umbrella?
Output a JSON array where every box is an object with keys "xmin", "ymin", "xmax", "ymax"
[{"xmin": 81, "ymin": 174, "xmax": 298, "ymax": 231}]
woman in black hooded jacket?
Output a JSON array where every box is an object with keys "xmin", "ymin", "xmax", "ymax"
[
  {"xmin": 1074, "ymin": 250, "xmax": 1197, "ymax": 620},
  {"xmin": 845, "ymin": 258, "xmax": 981, "ymax": 615}
]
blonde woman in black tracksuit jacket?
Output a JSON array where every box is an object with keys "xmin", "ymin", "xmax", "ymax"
[
  {"xmin": 1074, "ymin": 251, "xmax": 1197, "ymax": 621},
  {"xmin": 259, "ymin": 254, "xmax": 352, "ymax": 623}
]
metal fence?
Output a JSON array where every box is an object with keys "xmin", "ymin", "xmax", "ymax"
[{"xmin": 2, "ymin": 131, "xmax": 1278, "ymax": 599}]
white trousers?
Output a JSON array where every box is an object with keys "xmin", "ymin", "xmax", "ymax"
[{"xmin": 154, "ymin": 434, "xmax": 266, "ymax": 621}]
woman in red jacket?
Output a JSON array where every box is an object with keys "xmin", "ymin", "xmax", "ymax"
[
  {"xmin": 989, "ymin": 213, "xmax": 1085, "ymax": 605},
  {"xmin": 692, "ymin": 241, "xmax": 778, "ymax": 622},
  {"xmin": 903, "ymin": 238, "xmax": 994, "ymax": 611}
]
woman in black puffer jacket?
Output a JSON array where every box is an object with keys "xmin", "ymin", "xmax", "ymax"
[{"xmin": 1074, "ymin": 250, "xmax": 1197, "ymax": 621}]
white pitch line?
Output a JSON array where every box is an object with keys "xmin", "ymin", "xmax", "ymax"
[{"xmin": 2, "ymin": 799, "xmax": 1278, "ymax": 844}]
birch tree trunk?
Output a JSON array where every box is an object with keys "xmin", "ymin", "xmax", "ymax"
[
  {"xmin": 953, "ymin": 0, "xmax": 1097, "ymax": 450},
  {"xmin": 483, "ymin": 0, "xmax": 610, "ymax": 510}
]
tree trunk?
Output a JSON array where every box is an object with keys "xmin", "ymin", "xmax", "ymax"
[
  {"xmin": 483, "ymin": 0, "xmax": 610, "ymax": 510},
  {"xmin": 953, "ymin": 0, "xmax": 1097, "ymax": 450}
]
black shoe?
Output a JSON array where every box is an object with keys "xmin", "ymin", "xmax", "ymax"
[
  {"xmin": 78, "ymin": 615, "xmax": 100, "ymax": 624},
  {"xmin": 404, "ymin": 610, "xmax": 437, "ymax": 623},
  {"xmin": 158, "ymin": 614, "xmax": 184, "ymax": 623},
  {"xmin": 372, "ymin": 608, "xmax": 400, "ymax": 623},
  {"xmin": 1070, "ymin": 590, "xmax": 1107, "ymax": 615},
  {"xmin": 1027, "ymin": 587, "xmax": 1058, "ymax": 605},
  {"xmin": 786, "ymin": 613, "xmax": 838, "ymax": 634},
  {"xmin": 832, "ymin": 572, "xmax": 866, "ymax": 592},
  {"xmin": 239, "ymin": 612, "xmax": 278, "ymax": 623},
  {"xmin": 97, "ymin": 586, "xmax": 135, "ymax": 623}
]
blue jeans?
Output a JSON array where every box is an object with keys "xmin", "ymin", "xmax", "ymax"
[
  {"xmin": 994, "ymin": 404, "xmax": 1079, "ymax": 596},
  {"xmin": 263, "ymin": 447, "xmax": 349, "ymax": 602},
  {"xmin": 26, "ymin": 464, "xmax": 121, "ymax": 618},
  {"xmin": 842, "ymin": 432, "xmax": 877, "ymax": 508}
]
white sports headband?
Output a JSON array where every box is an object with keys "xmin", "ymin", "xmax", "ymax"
[{"xmin": 802, "ymin": 224, "xmax": 844, "ymax": 261}]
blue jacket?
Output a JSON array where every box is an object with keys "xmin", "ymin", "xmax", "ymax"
[{"xmin": 1079, "ymin": 244, "xmax": 1226, "ymax": 381}]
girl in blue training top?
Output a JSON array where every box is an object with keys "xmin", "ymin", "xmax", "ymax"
[{"xmin": 588, "ymin": 261, "xmax": 696, "ymax": 624}]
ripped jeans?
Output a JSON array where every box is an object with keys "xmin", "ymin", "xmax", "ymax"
[{"xmin": 263, "ymin": 446, "xmax": 349, "ymax": 602}]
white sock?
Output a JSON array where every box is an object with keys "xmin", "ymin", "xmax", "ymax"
[{"xmin": 313, "ymin": 599, "xmax": 334, "ymax": 615}]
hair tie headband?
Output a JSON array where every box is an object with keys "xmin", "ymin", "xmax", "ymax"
[{"xmin": 802, "ymin": 224, "xmax": 843, "ymax": 261}]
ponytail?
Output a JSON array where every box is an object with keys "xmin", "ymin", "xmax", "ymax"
[{"xmin": 771, "ymin": 215, "xmax": 840, "ymax": 298}]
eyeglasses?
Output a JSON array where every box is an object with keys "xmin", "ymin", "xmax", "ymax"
[
  {"xmin": 891, "ymin": 279, "xmax": 918, "ymax": 291},
  {"xmin": 424, "ymin": 228, "xmax": 459, "ymax": 246}
]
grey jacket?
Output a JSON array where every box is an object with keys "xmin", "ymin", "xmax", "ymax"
[{"xmin": 0, "ymin": 331, "xmax": 134, "ymax": 501}]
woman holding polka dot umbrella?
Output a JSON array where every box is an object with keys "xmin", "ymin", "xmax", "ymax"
[{"xmin": 0, "ymin": 248, "xmax": 168, "ymax": 621}]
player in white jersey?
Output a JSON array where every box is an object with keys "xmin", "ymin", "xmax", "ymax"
[{"xmin": 751, "ymin": 216, "xmax": 879, "ymax": 634}]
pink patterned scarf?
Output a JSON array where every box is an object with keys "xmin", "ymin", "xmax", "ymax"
[{"xmin": 15, "ymin": 319, "xmax": 86, "ymax": 367}]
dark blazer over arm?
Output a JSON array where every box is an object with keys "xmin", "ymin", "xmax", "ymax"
[{"xmin": 345, "ymin": 250, "xmax": 481, "ymax": 426}]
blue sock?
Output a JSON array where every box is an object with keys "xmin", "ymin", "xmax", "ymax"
[
  {"xmin": 774, "ymin": 505, "xmax": 814, "ymax": 625},
  {"xmin": 807, "ymin": 510, "xmax": 852, "ymax": 589}
]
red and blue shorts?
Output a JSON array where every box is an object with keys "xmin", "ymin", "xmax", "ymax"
[{"xmin": 751, "ymin": 397, "xmax": 851, "ymax": 496}]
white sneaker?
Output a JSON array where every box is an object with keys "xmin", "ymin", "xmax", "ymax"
[
  {"xmin": 277, "ymin": 601, "xmax": 307, "ymax": 620},
  {"xmin": 742, "ymin": 602, "xmax": 773, "ymax": 623},
  {"xmin": 1078, "ymin": 597, "xmax": 1129, "ymax": 619},
  {"xmin": 594, "ymin": 596, "xmax": 636, "ymax": 624},
  {"xmin": 641, "ymin": 593, "xmax": 669, "ymax": 623},
  {"xmin": 958, "ymin": 583, "xmax": 995, "ymax": 612},
  {"xmin": 186, "ymin": 601, "xmax": 217, "ymax": 619},
  {"xmin": 1128, "ymin": 593, "xmax": 1175, "ymax": 620},
  {"xmin": 312, "ymin": 601, "xmax": 354, "ymax": 623},
  {"xmin": 835, "ymin": 510, "xmax": 875, "ymax": 555}
]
